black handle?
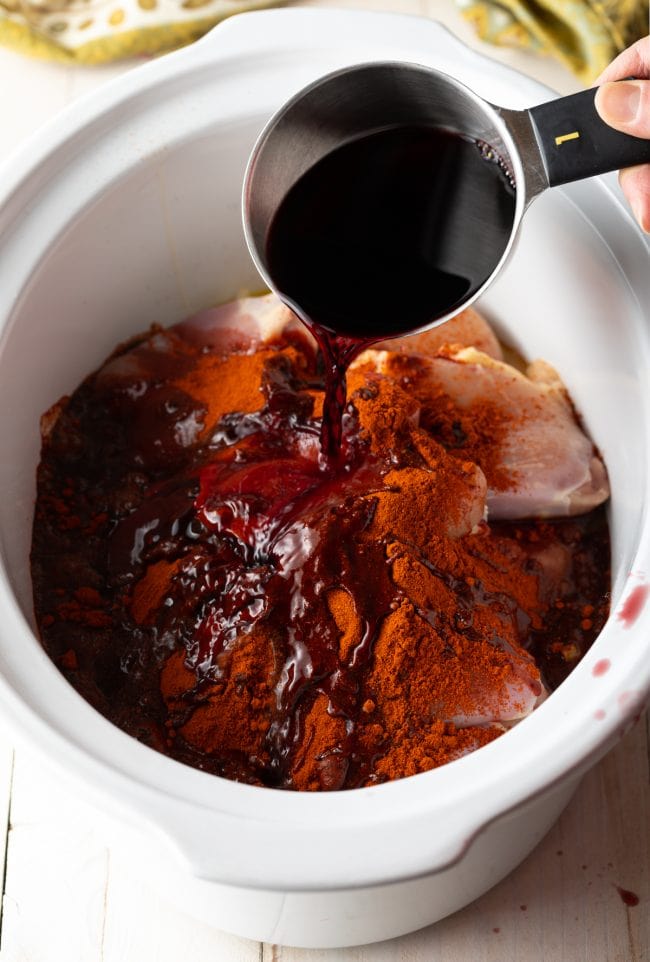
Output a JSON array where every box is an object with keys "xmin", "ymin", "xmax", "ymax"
[{"xmin": 528, "ymin": 83, "xmax": 650, "ymax": 187}]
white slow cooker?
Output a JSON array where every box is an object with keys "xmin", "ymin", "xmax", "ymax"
[{"xmin": 0, "ymin": 9, "xmax": 648, "ymax": 949}]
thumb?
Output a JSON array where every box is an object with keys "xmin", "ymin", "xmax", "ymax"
[{"xmin": 595, "ymin": 80, "xmax": 650, "ymax": 139}]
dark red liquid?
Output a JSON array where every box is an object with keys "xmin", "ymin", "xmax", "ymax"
[
  {"xmin": 616, "ymin": 886, "xmax": 640, "ymax": 907},
  {"xmin": 31, "ymin": 322, "xmax": 611, "ymax": 790},
  {"xmin": 265, "ymin": 124, "xmax": 517, "ymax": 459},
  {"xmin": 618, "ymin": 583, "xmax": 649, "ymax": 628},
  {"xmin": 30, "ymin": 129, "xmax": 611, "ymax": 792},
  {"xmin": 311, "ymin": 332, "xmax": 362, "ymax": 462},
  {"xmin": 592, "ymin": 658, "xmax": 610, "ymax": 677}
]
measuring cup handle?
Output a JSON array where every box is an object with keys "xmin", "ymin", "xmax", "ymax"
[{"xmin": 528, "ymin": 83, "xmax": 650, "ymax": 187}]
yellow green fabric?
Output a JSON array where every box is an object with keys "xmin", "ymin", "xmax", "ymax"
[
  {"xmin": 0, "ymin": 0, "xmax": 646, "ymax": 70},
  {"xmin": 0, "ymin": 0, "xmax": 286, "ymax": 64},
  {"xmin": 456, "ymin": 0, "xmax": 649, "ymax": 83}
]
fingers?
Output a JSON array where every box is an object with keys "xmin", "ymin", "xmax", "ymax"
[
  {"xmin": 595, "ymin": 80, "xmax": 650, "ymax": 138},
  {"xmin": 619, "ymin": 165, "xmax": 650, "ymax": 233},
  {"xmin": 594, "ymin": 36, "xmax": 650, "ymax": 233},
  {"xmin": 596, "ymin": 36, "xmax": 650, "ymax": 84}
]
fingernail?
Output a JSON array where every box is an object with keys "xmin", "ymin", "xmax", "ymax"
[
  {"xmin": 632, "ymin": 200, "xmax": 650, "ymax": 234},
  {"xmin": 597, "ymin": 81, "xmax": 641, "ymax": 125}
]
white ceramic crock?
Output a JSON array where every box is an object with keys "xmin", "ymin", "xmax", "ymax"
[{"xmin": 0, "ymin": 9, "xmax": 649, "ymax": 949}]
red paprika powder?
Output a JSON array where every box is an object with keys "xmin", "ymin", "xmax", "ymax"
[{"xmin": 30, "ymin": 299, "xmax": 610, "ymax": 790}]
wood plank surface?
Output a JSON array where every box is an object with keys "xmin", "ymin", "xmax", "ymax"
[
  {"xmin": 0, "ymin": 716, "xmax": 647, "ymax": 961},
  {"xmin": 0, "ymin": 745, "xmax": 261, "ymax": 962},
  {"xmin": 271, "ymin": 717, "xmax": 650, "ymax": 961},
  {"xmin": 0, "ymin": 740, "xmax": 13, "ymax": 944},
  {"xmin": 0, "ymin": 748, "xmax": 110, "ymax": 962},
  {"xmin": 0, "ymin": 719, "xmax": 650, "ymax": 962}
]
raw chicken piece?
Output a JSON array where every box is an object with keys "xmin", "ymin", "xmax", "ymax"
[
  {"xmin": 182, "ymin": 296, "xmax": 501, "ymax": 359},
  {"xmin": 103, "ymin": 296, "xmax": 499, "ymax": 381},
  {"xmin": 96, "ymin": 293, "xmax": 315, "ymax": 388},
  {"xmin": 352, "ymin": 346, "xmax": 609, "ymax": 520},
  {"xmin": 375, "ymin": 306, "xmax": 503, "ymax": 360},
  {"xmin": 177, "ymin": 292, "xmax": 312, "ymax": 354},
  {"xmin": 444, "ymin": 665, "xmax": 544, "ymax": 728}
]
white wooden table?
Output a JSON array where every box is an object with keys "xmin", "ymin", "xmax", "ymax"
[{"xmin": 1, "ymin": 2, "xmax": 648, "ymax": 959}]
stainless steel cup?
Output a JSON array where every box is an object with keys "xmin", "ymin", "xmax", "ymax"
[{"xmin": 243, "ymin": 62, "xmax": 650, "ymax": 333}]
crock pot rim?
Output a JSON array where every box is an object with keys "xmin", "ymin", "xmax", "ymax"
[{"xmin": 0, "ymin": 7, "xmax": 648, "ymax": 892}]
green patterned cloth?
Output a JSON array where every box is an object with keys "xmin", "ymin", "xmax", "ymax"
[
  {"xmin": 0, "ymin": 0, "xmax": 285, "ymax": 63},
  {"xmin": 456, "ymin": 0, "xmax": 648, "ymax": 83},
  {"xmin": 0, "ymin": 0, "xmax": 646, "ymax": 71}
]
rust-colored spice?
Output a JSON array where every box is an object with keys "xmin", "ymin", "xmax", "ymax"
[
  {"xmin": 53, "ymin": 587, "xmax": 112, "ymax": 628},
  {"xmin": 31, "ymin": 304, "xmax": 611, "ymax": 790},
  {"xmin": 171, "ymin": 350, "xmax": 271, "ymax": 436},
  {"xmin": 176, "ymin": 625, "xmax": 278, "ymax": 759},
  {"xmin": 351, "ymin": 349, "xmax": 519, "ymax": 491},
  {"xmin": 131, "ymin": 559, "xmax": 185, "ymax": 625}
]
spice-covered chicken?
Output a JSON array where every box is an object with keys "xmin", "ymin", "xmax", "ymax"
[{"xmin": 31, "ymin": 294, "xmax": 610, "ymax": 790}]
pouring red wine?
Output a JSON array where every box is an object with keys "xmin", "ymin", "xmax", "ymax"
[{"xmin": 265, "ymin": 124, "xmax": 516, "ymax": 461}]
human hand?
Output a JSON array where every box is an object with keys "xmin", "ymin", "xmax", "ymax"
[{"xmin": 594, "ymin": 36, "xmax": 650, "ymax": 232}]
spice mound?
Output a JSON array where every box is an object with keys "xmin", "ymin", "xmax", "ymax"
[{"xmin": 31, "ymin": 294, "xmax": 611, "ymax": 790}]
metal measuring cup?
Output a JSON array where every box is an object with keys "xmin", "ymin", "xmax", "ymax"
[{"xmin": 243, "ymin": 62, "xmax": 650, "ymax": 335}]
